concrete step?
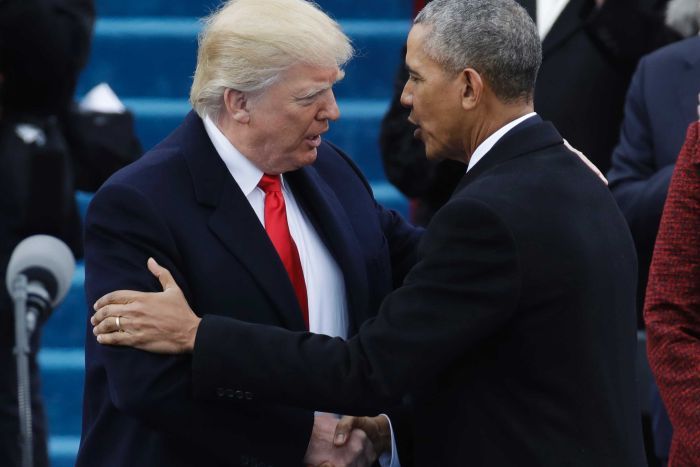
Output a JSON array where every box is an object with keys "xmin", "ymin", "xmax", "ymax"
[
  {"xmin": 48, "ymin": 436, "xmax": 80, "ymax": 467},
  {"xmin": 94, "ymin": 0, "xmax": 412, "ymax": 19},
  {"xmin": 77, "ymin": 18, "xmax": 409, "ymax": 101},
  {"xmin": 41, "ymin": 263, "xmax": 87, "ymax": 348},
  {"xmin": 39, "ymin": 349, "xmax": 84, "ymax": 437}
]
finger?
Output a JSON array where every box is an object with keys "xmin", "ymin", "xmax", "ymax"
[
  {"xmin": 91, "ymin": 303, "xmax": 131, "ymax": 325},
  {"xmin": 334, "ymin": 415, "xmax": 362, "ymax": 446},
  {"xmin": 148, "ymin": 257, "xmax": 178, "ymax": 291},
  {"xmin": 94, "ymin": 290, "xmax": 138, "ymax": 311},
  {"xmin": 361, "ymin": 430, "xmax": 378, "ymax": 464},
  {"xmin": 93, "ymin": 315, "xmax": 120, "ymax": 335},
  {"xmin": 96, "ymin": 329, "xmax": 134, "ymax": 346}
]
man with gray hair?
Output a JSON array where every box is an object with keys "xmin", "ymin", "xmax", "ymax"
[
  {"xmin": 92, "ymin": 0, "xmax": 646, "ymax": 464},
  {"xmin": 76, "ymin": 0, "xmax": 421, "ymax": 466}
]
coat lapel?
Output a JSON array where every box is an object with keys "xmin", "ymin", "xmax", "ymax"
[
  {"xmin": 180, "ymin": 112, "xmax": 306, "ymax": 330},
  {"xmin": 285, "ymin": 165, "xmax": 369, "ymax": 334}
]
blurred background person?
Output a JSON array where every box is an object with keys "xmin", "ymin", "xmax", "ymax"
[
  {"xmin": 607, "ymin": 3, "xmax": 699, "ymax": 462},
  {"xmin": 608, "ymin": 0, "xmax": 699, "ymax": 327},
  {"xmin": 0, "ymin": 0, "xmax": 140, "ymax": 465},
  {"xmin": 382, "ymin": 0, "xmax": 679, "ymax": 226},
  {"xmin": 645, "ymin": 98, "xmax": 700, "ymax": 467}
]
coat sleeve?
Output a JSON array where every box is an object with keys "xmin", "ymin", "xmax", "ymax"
[
  {"xmin": 377, "ymin": 203, "xmax": 423, "ymax": 288},
  {"xmin": 84, "ymin": 182, "xmax": 313, "ymax": 465},
  {"xmin": 645, "ymin": 122, "xmax": 700, "ymax": 464},
  {"xmin": 191, "ymin": 197, "xmax": 520, "ymax": 414},
  {"xmin": 608, "ymin": 57, "xmax": 674, "ymax": 274}
]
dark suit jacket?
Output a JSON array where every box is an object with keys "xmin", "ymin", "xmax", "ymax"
[
  {"xmin": 76, "ymin": 112, "xmax": 420, "ymax": 467},
  {"xmin": 607, "ymin": 36, "xmax": 700, "ymax": 319},
  {"xmin": 189, "ymin": 116, "xmax": 646, "ymax": 466}
]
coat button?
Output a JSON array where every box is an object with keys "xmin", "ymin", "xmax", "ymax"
[{"xmin": 235, "ymin": 390, "xmax": 244, "ymax": 400}]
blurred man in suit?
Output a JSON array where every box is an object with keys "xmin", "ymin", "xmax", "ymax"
[
  {"xmin": 76, "ymin": 0, "xmax": 421, "ymax": 466},
  {"xmin": 92, "ymin": 0, "xmax": 645, "ymax": 465}
]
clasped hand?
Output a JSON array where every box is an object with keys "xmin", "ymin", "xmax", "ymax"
[{"xmin": 306, "ymin": 414, "xmax": 392, "ymax": 466}]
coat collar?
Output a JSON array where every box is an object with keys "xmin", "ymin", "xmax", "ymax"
[{"xmin": 454, "ymin": 115, "xmax": 563, "ymax": 194}]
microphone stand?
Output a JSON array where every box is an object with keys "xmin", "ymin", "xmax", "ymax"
[{"xmin": 10, "ymin": 273, "xmax": 34, "ymax": 467}]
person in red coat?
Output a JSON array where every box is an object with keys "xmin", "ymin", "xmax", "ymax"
[{"xmin": 645, "ymin": 99, "xmax": 700, "ymax": 466}]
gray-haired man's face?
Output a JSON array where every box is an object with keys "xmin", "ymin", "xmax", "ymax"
[{"xmin": 401, "ymin": 24, "xmax": 467, "ymax": 162}]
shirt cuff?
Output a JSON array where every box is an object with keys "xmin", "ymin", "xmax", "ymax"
[{"xmin": 377, "ymin": 414, "xmax": 401, "ymax": 467}]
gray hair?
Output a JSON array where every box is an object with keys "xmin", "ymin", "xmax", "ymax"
[
  {"xmin": 190, "ymin": 0, "xmax": 353, "ymax": 120},
  {"xmin": 665, "ymin": 0, "xmax": 700, "ymax": 37},
  {"xmin": 415, "ymin": 0, "xmax": 541, "ymax": 102}
]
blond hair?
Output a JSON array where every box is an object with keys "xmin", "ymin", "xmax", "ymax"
[{"xmin": 190, "ymin": 0, "xmax": 353, "ymax": 120}]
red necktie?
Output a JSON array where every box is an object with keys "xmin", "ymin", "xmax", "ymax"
[{"xmin": 258, "ymin": 174, "xmax": 309, "ymax": 329}]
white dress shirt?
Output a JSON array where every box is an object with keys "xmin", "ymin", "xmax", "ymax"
[
  {"xmin": 467, "ymin": 112, "xmax": 538, "ymax": 172},
  {"xmin": 203, "ymin": 116, "xmax": 348, "ymax": 337},
  {"xmin": 537, "ymin": 0, "xmax": 570, "ymax": 39},
  {"xmin": 203, "ymin": 116, "xmax": 400, "ymax": 466}
]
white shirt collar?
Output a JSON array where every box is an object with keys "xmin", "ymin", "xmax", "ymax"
[
  {"xmin": 203, "ymin": 115, "xmax": 287, "ymax": 195},
  {"xmin": 537, "ymin": 0, "xmax": 570, "ymax": 39},
  {"xmin": 466, "ymin": 112, "xmax": 537, "ymax": 172}
]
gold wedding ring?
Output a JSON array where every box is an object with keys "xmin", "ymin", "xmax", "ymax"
[{"xmin": 116, "ymin": 315, "xmax": 124, "ymax": 333}]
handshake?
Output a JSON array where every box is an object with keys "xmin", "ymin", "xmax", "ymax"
[{"xmin": 304, "ymin": 414, "xmax": 392, "ymax": 467}]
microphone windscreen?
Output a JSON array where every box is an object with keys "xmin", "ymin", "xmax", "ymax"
[{"xmin": 6, "ymin": 235, "xmax": 75, "ymax": 307}]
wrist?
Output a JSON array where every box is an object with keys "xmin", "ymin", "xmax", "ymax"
[{"xmin": 185, "ymin": 316, "xmax": 202, "ymax": 353}]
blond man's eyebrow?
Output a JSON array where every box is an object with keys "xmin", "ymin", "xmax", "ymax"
[
  {"xmin": 294, "ymin": 86, "xmax": 328, "ymax": 101},
  {"xmin": 293, "ymin": 69, "xmax": 344, "ymax": 101}
]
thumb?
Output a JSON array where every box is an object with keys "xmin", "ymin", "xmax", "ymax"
[
  {"xmin": 147, "ymin": 257, "xmax": 177, "ymax": 291},
  {"xmin": 334, "ymin": 416, "xmax": 366, "ymax": 446}
]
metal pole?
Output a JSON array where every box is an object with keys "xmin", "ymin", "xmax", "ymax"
[{"xmin": 11, "ymin": 273, "xmax": 33, "ymax": 467}]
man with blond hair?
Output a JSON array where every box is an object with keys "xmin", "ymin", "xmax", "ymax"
[{"xmin": 76, "ymin": 0, "xmax": 420, "ymax": 465}]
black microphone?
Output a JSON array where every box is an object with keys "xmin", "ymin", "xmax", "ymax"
[{"xmin": 5, "ymin": 234, "xmax": 75, "ymax": 333}]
